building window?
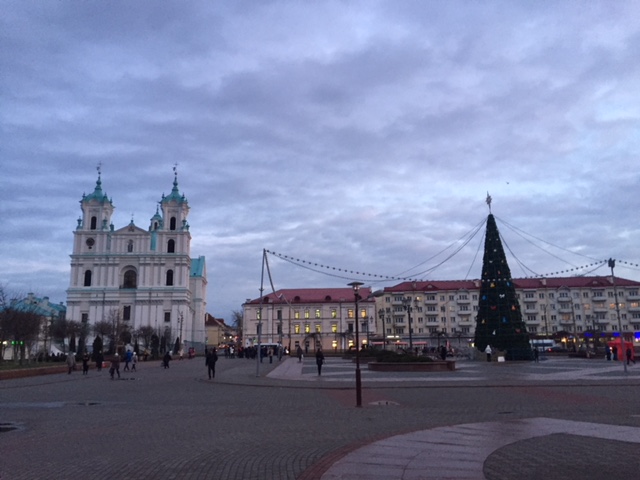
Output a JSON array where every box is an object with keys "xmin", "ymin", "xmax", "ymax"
[
  {"xmin": 331, "ymin": 323, "xmax": 338, "ymax": 333},
  {"xmin": 294, "ymin": 324, "xmax": 300, "ymax": 334},
  {"xmin": 315, "ymin": 324, "xmax": 321, "ymax": 333},
  {"xmin": 90, "ymin": 216, "xmax": 97, "ymax": 230},
  {"xmin": 123, "ymin": 305, "xmax": 131, "ymax": 321},
  {"xmin": 304, "ymin": 324, "xmax": 310, "ymax": 334},
  {"xmin": 304, "ymin": 310, "xmax": 310, "ymax": 319},
  {"xmin": 315, "ymin": 309, "xmax": 321, "ymax": 318},
  {"xmin": 123, "ymin": 269, "xmax": 137, "ymax": 289},
  {"xmin": 81, "ymin": 313, "xmax": 89, "ymax": 323},
  {"xmin": 167, "ymin": 239, "xmax": 175, "ymax": 253},
  {"xmin": 83, "ymin": 270, "xmax": 92, "ymax": 287},
  {"xmin": 170, "ymin": 217, "xmax": 177, "ymax": 231},
  {"xmin": 347, "ymin": 309, "xmax": 354, "ymax": 319},
  {"xmin": 331, "ymin": 309, "xmax": 337, "ymax": 318},
  {"xmin": 294, "ymin": 310, "xmax": 300, "ymax": 319},
  {"xmin": 127, "ymin": 240, "xmax": 133, "ymax": 252},
  {"xmin": 164, "ymin": 312, "xmax": 171, "ymax": 323},
  {"xmin": 166, "ymin": 269, "xmax": 174, "ymax": 286},
  {"xmin": 277, "ymin": 310, "xmax": 282, "ymax": 320}
]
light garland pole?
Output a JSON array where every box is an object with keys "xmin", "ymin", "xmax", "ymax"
[{"xmin": 609, "ymin": 259, "xmax": 627, "ymax": 374}]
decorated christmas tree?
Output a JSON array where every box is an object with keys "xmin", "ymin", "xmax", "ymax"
[{"xmin": 474, "ymin": 212, "xmax": 532, "ymax": 360}]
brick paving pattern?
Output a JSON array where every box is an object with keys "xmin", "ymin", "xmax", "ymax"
[{"xmin": 1, "ymin": 354, "xmax": 639, "ymax": 479}]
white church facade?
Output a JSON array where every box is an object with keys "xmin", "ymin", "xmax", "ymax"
[{"xmin": 65, "ymin": 170, "xmax": 207, "ymax": 353}]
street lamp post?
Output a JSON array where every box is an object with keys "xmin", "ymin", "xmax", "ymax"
[
  {"xmin": 378, "ymin": 309, "xmax": 385, "ymax": 350},
  {"xmin": 609, "ymin": 259, "xmax": 627, "ymax": 373},
  {"xmin": 348, "ymin": 281, "xmax": 364, "ymax": 407},
  {"xmin": 403, "ymin": 297, "xmax": 414, "ymax": 353}
]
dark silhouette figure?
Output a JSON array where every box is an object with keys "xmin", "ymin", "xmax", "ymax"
[
  {"xmin": 315, "ymin": 348, "xmax": 325, "ymax": 376},
  {"xmin": 95, "ymin": 351, "xmax": 104, "ymax": 372},
  {"xmin": 439, "ymin": 345, "xmax": 447, "ymax": 361},
  {"xmin": 206, "ymin": 348, "xmax": 218, "ymax": 379},
  {"xmin": 162, "ymin": 351, "xmax": 172, "ymax": 369},
  {"xmin": 297, "ymin": 345, "xmax": 303, "ymax": 363},
  {"xmin": 82, "ymin": 352, "xmax": 90, "ymax": 375},
  {"xmin": 626, "ymin": 347, "xmax": 635, "ymax": 365}
]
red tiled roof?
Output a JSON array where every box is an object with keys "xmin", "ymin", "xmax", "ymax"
[{"xmin": 244, "ymin": 287, "xmax": 375, "ymax": 305}]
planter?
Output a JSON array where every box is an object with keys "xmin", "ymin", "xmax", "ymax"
[
  {"xmin": 368, "ymin": 361, "xmax": 455, "ymax": 372},
  {"xmin": 0, "ymin": 365, "xmax": 68, "ymax": 380}
]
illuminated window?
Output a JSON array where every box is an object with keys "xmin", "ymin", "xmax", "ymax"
[
  {"xmin": 294, "ymin": 324, "xmax": 300, "ymax": 334},
  {"xmin": 331, "ymin": 323, "xmax": 337, "ymax": 333},
  {"xmin": 304, "ymin": 324, "xmax": 310, "ymax": 334},
  {"xmin": 331, "ymin": 309, "xmax": 337, "ymax": 318},
  {"xmin": 315, "ymin": 324, "xmax": 321, "ymax": 333},
  {"xmin": 347, "ymin": 309, "xmax": 354, "ymax": 319},
  {"xmin": 360, "ymin": 309, "xmax": 367, "ymax": 318},
  {"xmin": 304, "ymin": 309, "xmax": 310, "ymax": 319},
  {"xmin": 315, "ymin": 309, "xmax": 321, "ymax": 318},
  {"xmin": 294, "ymin": 310, "xmax": 300, "ymax": 319}
]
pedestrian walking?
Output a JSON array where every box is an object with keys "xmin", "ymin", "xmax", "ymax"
[
  {"xmin": 315, "ymin": 348, "xmax": 325, "ymax": 376},
  {"xmin": 206, "ymin": 348, "xmax": 218, "ymax": 379},
  {"xmin": 123, "ymin": 350, "xmax": 133, "ymax": 371},
  {"xmin": 162, "ymin": 351, "xmax": 172, "ymax": 369},
  {"xmin": 626, "ymin": 347, "xmax": 635, "ymax": 365},
  {"xmin": 297, "ymin": 345, "xmax": 303, "ymax": 363},
  {"xmin": 95, "ymin": 350, "xmax": 104, "ymax": 371},
  {"xmin": 66, "ymin": 353, "xmax": 76, "ymax": 374},
  {"xmin": 533, "ymin": 347, "xmax": 539, "ymax": 363},
  {"xmin": 82, "ymin": 352, "xmax": 90, "ymax": 375},
  {"xmin": 484, "ymin": 345, "xmax": 492, "ymax": 362},
  {"xmin": 109, "ymin": 354, "xmax": 121, "ymax": 379},
  {"xmin": 268, "ymin": 347, "xmax": 274, "ymax": 364},
  {"xmin": 439, "ymin": 345, "xmax": 447, "ymax": 361},
  {"xmin": 131, "ymin": 352, "xmax": 137, "ymax": 371},
  {"xmin": 605, "ymin": 345, "xmax": 611, "ymax": 361},
  {"xmin": 612, "ymin": 346, "xmax": 618, "ymax": 361}
]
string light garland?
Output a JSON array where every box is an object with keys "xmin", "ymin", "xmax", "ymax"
[{"xmin": 266, "ymin": 250, "xmax": 640, "ymax": 284}]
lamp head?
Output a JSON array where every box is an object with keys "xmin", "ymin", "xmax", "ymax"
[{"xmin": 348, "ymin": 281, "xmax": 364, "ymax": 292}]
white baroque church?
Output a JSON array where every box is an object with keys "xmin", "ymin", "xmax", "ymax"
[{"xmin": 65, "ymin": 170, "xmax": 207, "ymax": 352}]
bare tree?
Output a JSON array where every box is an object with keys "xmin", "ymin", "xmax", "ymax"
[
  {"xmin": 138, "ymin": 325, "xmax": 154, "ymax": 350},
  {"xmin": 231, "ymin": 309, "xmax": 243, "ymax": 344}
]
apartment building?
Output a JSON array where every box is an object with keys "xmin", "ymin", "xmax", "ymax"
[
  {"xmin": 244, "ymin": 275, "xmax": 640, "ymax": 352},
  {"xmin": 242, "ymin": 287, "xmax": 378, "ymax": 353}
]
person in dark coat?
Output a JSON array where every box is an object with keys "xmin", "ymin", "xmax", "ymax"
[
  {"xmin": 297, "ymin": 345, "xmax": 303, "ymax": 363},
  {"xmin": 109, "ymin": 354, "xmax": 121, "ymax": 379},
  {"xmin": 162, "ymin": 351, "xmax": 171, "ymax": 369},
  {"xmin": 439, "ymin": 345, "xmax": 447, "ymax": 361},
  {"xmin": 315, "ymin": 348, "xmax": 325, "ymax": 376},
  {"xmin": 95, "ymin": 350, "xmax": 104, "ymax": 372},
  {"xmin": 82, "ymin": 352, "xmax": 90, "ymax": 375},
  {"xmin": 206, "ymin": 348, "xmax": 218, "ymax": 379}
]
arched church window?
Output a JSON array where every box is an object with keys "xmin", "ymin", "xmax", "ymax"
[
  {"xmin": 123, "ymin": 269, "xmax": 137, "ymax": 289},
  {"xmin": 166, "ymin": 269, "xmax": 174, "ymax": 286},
  {"xmin": 167, "ymin": 239, "xmax": 175, "ymax": 253},
  {"xmin": 170, "ymin": 217, "xmax": 177, "ymax": 231},
  {"xmin": 90, "ymin": 216, "xmax": 97, "ymax": 230},
  {"xmin": 127, "ymin": 240, "xmax": 134, "ymax": 252},
  {"xmin": 83, "ymin": 270, "xmax": 92, "ymax": 287}
]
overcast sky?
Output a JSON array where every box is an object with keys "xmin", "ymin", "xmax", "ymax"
[{"xmin": 2, "ymin": 1, "xmax": 640, "ymax": 322}]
